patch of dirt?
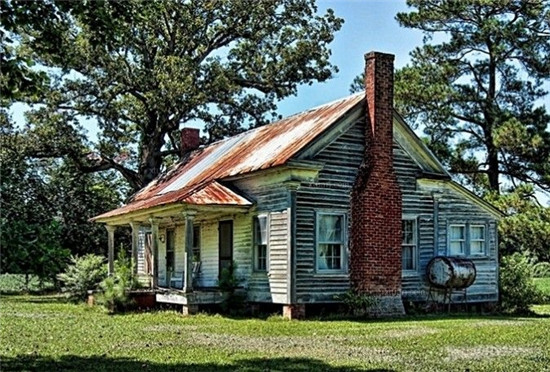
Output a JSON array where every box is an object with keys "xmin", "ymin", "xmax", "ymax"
[
  {"xmin": 379, "ymin": 327, "xmax": 439, "ymax": 338},
  {"xmin": 185, "ymin": 332, "xmax": 398, "ymax": 363},
  {"xmin": 142, "ymin": 324, "xmax": 198, "ymax": 332},
  {"xmin": 444, "ymin": 346, "xmax": 538, "ymax": 361}
]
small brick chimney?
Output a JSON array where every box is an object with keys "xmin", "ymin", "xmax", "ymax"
[
  {"xmin": 180, "ymin": 128, "xmax": 200, "ymax": 154},
  {"xmin": 350, "ymin": 51, "xmax": 405, "ymax": 316}
]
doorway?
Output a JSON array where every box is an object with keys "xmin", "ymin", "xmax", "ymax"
[{"xmin": 218, "ymin": 221, "xmax": 233, "ymax": 279}]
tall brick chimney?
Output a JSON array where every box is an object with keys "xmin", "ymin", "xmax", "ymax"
[
  {"xmin": 180, "ymin": 128, "xmax": 200, "ymax": 155},
  {"xmin": 350, "ymin": 51, "xmax": 405, "ymax": 316}
]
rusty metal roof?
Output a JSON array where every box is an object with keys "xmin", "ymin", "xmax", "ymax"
[{"xmin": 93, "ymin": 93, "xmax": 364, "ymax": 221}]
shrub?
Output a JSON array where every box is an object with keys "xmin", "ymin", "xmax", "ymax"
[
  {"xmin": 533, "ymin": 262, "xmax": 550, "ymax": 278},
  {"xmin": 337, "ymin": 289, "xmax": 378, "ymax": 316},
  {"xmin": 97, "ymin": 250, "xmax": 139, "ymax": 313},
  {"xmin": 499, "ymin": 253, "xmax": 542, "ymax": 314},
  {"xmin": 57, "ymin": 254, "xmax": 107, "ymax": 301}
]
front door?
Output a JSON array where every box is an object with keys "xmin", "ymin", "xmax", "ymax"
[{"xmin": 218, "ymin": 221, "xmax": 233, "ymax": 279}]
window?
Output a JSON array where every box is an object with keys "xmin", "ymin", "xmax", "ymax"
[
  {"xmin": 402, "ymin": 219, "xmax": 417, "ymax": 271},
  {"xmin": 192, "ymin": 225, "xmax": 201, "ymax": 262},
  {"xmin": 317, "ymin": 213, "xmax": 346, "ymax": 272},
  {"xmin": 253, "ymin": 215, "xmax": 268, "ymax": 271},
  {"xmin": 166, "ymin": 229, "xmax": 175, "ymax": 273},
  {"xmin": 449, "ymin": 225, "xmax": 466, "ymax": 256},
  {"xmin": 448, "ymin": 223, "xmax": 487, "ymax": 256},
  {"xmin": 470, "ymin": 225, "xmax": 486, "ymax": 255}
]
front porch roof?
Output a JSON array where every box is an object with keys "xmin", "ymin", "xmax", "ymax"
[{"xmin": 91, "ymin": 180, "xmax": 252, "ymax": 223}]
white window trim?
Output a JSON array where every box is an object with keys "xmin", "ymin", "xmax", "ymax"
[
  {"xmin": 402, "ymin": 217, "xmax": 418, "ymax": 274},
  {"xmin": 447, "ymin": 222, "xmax": 488, "ymax": 257},
  {"xmin": 315, "ymin": 211, "xmax": 347, "ymax": 273},
  {"xmin": 253, "ymin": 214, "xmax": 269, "ymax": 272}
]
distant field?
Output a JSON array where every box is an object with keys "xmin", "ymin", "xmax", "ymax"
[
  {"xmin": 1, "ymin": 295, "xmax": 549, "ymax": 372},
  {"xmin": 0, "ymin": 274, "xmax": 54, "ymax": 294}
]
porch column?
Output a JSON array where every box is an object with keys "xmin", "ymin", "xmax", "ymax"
[
  {"xmin": 183, "ymin": 211, "xmax": 197, "ymax": 293},
  {"xmin": 129, "ymin": 222, "xmax": 140, "ymax": 275},
  {"xmin": 105, "ymin": 225, "xmax": 116, "ymax": 275},
  {"xmin": 149, "ymin": 218, "xmax": 160, "ymax": 288}
]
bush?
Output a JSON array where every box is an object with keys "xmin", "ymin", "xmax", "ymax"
[
  {"xmin": 499, "ymin": 253, "xmax": 542, "ymax": 314},
  {"xmin": 337, "ymin": 289, "xmax": 378, "ymax": 316},
  {"xmin": 533, "ymin": 262, "xmax": 550, "ymax": 278},
  {"xmin": 57, "ymin": 254, "xmax": 107, "ymax": 301},
  {"xmin": 97, "ymin": 250, "xmax": 139, "ymax": 313}
]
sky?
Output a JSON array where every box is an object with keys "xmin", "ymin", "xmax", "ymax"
[{"xmin": 278, "ymin": 0, "xmax": 424, "ymax": 117}]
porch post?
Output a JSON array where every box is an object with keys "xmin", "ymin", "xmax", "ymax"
[
  {"xmin": 105, "ymin": 225, "xmax": 116, "ymax": 275},
  {"xmin": 183, "ymin": 211, "xmax": 196, "ymax": 293},
  {"xmin": 149, "ymin": 218, "xmax": 160, "ymax": 288},
  {"xmin": 129, "ymin": 222, "xmax": 139, "ymax": 275}
]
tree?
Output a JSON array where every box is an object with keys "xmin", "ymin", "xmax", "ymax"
[
  {"xmin": 352, "ymin": 0, "xmax": 550, "ymax": 195},
  {"xmin": 6, "ymin": 0, "xmax": 343, "ymax": 191}
]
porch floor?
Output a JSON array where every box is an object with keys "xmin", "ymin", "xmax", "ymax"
[{"xmin": 155, "ymin": 287, "xmax": 228, "ymax": 306}]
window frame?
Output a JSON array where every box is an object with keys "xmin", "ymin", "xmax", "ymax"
[
  {"xmin": 401, "ymin": 217, "xmax": 418, "ymax": 273},
  {"xmin": 447, "ymin": 222, "xmax": 488, "ymax": 257},
  {"xmin": 253, "ymin": 214, "xmax": 269, "ymax": 272},
  {"xmin": 315, "ymin": 211, "xmax": 347, "ymax": 274}
]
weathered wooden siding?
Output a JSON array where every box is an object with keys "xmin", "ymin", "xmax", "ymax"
[
  {"xmin": 294, "ymin": 118, "xmax": 366, "ymax": 302},
  {"xmin": 292, "ymin": 117, "xmax": 499, "ymax": 304}
]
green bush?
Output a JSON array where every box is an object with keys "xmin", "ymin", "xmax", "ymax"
[
  {"xmin": 499, "ymin": 253, "xmax": 542, "ymax": 314},
  {"xmin": 0, "ymin": 274, "xmax": 54, "ymax": 294},
  {"xmin": 97, "ymin": 250, "xmax": 139, "ymax": 313},
  {"xmin": 533, "ymin": 262, "xmax": 550, "ymax": 278},
  {"xmin": 337, "ymin": 289, "xmax": 378, "ymax": 316},
  {"xmin": 57, "ymin": 254, "xmax": 107, "ymax": 301}
]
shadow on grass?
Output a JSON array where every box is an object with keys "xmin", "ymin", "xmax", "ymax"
[{"xmin": 1, "ymin": 354, "xmax": 395, "ymax": 372}]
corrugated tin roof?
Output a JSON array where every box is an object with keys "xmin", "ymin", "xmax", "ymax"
[{"xmin": 92, "ymin": 93, "xmax": 364, "ymax": 221}]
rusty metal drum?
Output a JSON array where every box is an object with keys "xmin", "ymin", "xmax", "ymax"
[{"xmin": 427, "ymin": 256, "xmax": 476, "ymax": 289}]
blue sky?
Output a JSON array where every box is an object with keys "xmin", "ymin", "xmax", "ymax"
[{"xmin": 278, "ymin": 0, "xmax": 424, "ymax": 117}]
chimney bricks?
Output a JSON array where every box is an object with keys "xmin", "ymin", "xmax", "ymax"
[
  {"xmin": 180, "ymin": 128, "xmax": 200, "ymax": 154},
  {"xmin": 349, "ymin": 51, "xmax": 404, "ymax": 316}
]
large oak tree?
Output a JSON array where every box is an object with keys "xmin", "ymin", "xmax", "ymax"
[{"xmin": 3, "ymin": 0, "xmax": 343, "ymax": 191}]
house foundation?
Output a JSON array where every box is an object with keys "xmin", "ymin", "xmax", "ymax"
[{"xmin": 283, "ymin": 304, "xmax": 306, "ymax": 320}]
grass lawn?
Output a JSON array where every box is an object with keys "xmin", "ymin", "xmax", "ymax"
[
  {"xmin": 1, "ymin": 296, "xmax": 549, "ymax": 372},
  {"xmin": 535, "ymin": 277, "xmax": 550, "ymax": 300}
]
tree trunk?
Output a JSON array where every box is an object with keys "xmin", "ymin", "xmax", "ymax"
[
  {"xmin": 138, "ymin": 130, "xmax": 165, "ymax": 190},
  {"xmin": 487, "ymin": 143, "xmax": 500, "ymax": 193}
]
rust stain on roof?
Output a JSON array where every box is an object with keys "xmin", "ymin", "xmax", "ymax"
[{"xmin": 93, "ymin": 93, "xmax": 364, "ymax": 221}]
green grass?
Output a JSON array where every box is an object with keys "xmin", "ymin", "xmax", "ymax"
[
  {"xmin": 535, "ymin": 277, "xmax": 550, "ymax": 301},
  {"xmin": 1, "ymin": 296, "xmax": 550, "ymax": 371}
]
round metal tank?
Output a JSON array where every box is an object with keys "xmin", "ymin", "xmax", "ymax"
[{"xmin": 427, "ymin": 256, "xmax": 476, "ymax": 289}]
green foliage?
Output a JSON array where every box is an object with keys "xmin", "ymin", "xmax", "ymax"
[
  {"xmin": 352, "ymin": 1, "xmax": 550, "ymax": 196},
  {"xmin": 57, "ymin": 254, "xmax": 107, "ymax": 301},
  {"xmin": 533, "ymin": 262, "xmax": 550, "ymax": 279},
  {"xmin": 0, "ymin": 218, "xmax": 69, "ymax": 288},
  {"xmin": 534, "ymin": 278, "xmax": 550, "ymax": 303},
  {"xmin": 0, "ymin": 274, "xmax": 54, "ymax": 294},
  {"xmin": 337, "ymin": 289, "xmax": 378, "ymax": 316},
  {"xmin": 499, "ymin": 253, "xmax": 542, "ymax": 314},
  {"xmin": 97, "ymin": 250, "xmax": 139, "ymax": 313},
  {"xmin": 487, "ymin": 184, "xmax": 550, "ymax": 262},
  {"xmin": 4, "ymin": 0, "xmax": 343, "ymax": 190},
  {"xmin": 217, "ymin": 261, "xmax": 243, "ymax": 293}
]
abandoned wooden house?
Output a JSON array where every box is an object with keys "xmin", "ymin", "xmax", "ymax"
[{"xmin": 92, "ymin": 51, "xmax": 502, "ymax": 318}]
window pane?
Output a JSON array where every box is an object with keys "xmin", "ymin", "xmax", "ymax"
[
  {"xmin": 319, "ymin": 215, "xmax": 342, "ymax": 242},
  {"xmin": 471, "ymin": 241, "xmax": 484, "ymax": 254},
  {"xmin": 471, "ymin": 226, "xmax": 484, "ymax": 240},
  {"xmin": 450, "ymin": 241, "xmax": 464, "ymax": 255},
  {"xmin": 450, "ymin": 226, "xmax": 465, "ymax": 240},
  {"xmin": 402, "ymin": 220, "xmax": 414, "ymax": 245},
  {"xmin": 402, "ymin": 246, "xmax": 413, "ymax": 270},
  {"xmin": 192, "ymin": 226, "xmax": 200, "ymax": 262},
  {"xmin": 318, "ymin": 243, "xmax": 342, "ymax": 270}
]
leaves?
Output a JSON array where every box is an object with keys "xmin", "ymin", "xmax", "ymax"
[{"xmin": 4, "ymin": 0, "xmax": 343, "ymax": 189}]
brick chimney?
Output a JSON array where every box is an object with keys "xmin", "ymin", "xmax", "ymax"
[
  {"xmin": 350, "ymin": 51, "xmax": 405, "ymax": 316},
  {"xmin": 180, "ymin": 128, "xmax": 200, "ymax": 154}
]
